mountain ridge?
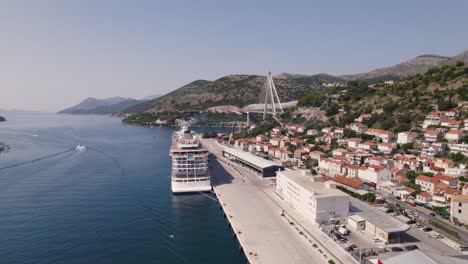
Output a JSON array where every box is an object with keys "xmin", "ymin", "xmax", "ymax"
[{"xmin": 58, "ymin": 97, "xmax": 141, "ymax": 115}]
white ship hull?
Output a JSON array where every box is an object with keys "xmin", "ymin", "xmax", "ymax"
[{"xmin": 171, "ymin": 178, "xmax": 212, "ymax": 194}]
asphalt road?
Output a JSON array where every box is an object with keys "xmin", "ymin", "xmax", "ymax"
[{"xmin": 382, "ymin": 193, "xmax": 468, "ymax": 244}]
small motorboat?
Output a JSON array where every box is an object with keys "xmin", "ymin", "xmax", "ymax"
[{"xmin": 75, "ymin": 144, "xmax": 86, "ymax": 152}]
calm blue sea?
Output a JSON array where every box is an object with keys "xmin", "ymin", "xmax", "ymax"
[{"xmin": 0, "ymin": 112, "xmax": 245, "ymax": 264}]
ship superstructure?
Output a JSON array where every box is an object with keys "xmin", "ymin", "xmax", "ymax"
[{"xmin": 170, "ymin": 127, "xmax": 211, "ymax": 193}]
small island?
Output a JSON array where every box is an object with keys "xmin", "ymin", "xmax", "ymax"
[{"xmin": 0, "ymin": 115, "xmax": 5, "ymax": 122}]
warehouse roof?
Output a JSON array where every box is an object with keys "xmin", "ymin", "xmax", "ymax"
[
  {"xmin": 350, "ymin": 197, "xmax": 410, "ymax": 233},
  {"xmin": 222, "ymin": 147, "xmax": 283, "ymax": 169}
]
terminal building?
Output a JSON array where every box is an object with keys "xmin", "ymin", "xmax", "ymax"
[
  {"xmin": 349, "ymin": 198, "xmax": 410, "ymax": 243},
  {"xmin": 222, "ymin": 147, "xmax": 284, "ymax": 177},
  {"xmin": 275, "ymin": 169, "xmax": 349, "ymax": 226}
]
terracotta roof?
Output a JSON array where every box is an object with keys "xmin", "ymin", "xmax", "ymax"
[
  {"xmin": 435, "ymin": 186, "xmax": 461, "ymax": 195},
  {"xmin": 433, "ymin": 173, "xmax": 455, "ymax": 182},
  {"xmin": 418, "ymin": 192, "xmax": 432, "ymax": 198},
  {"xmin": 333, "ymin": 176, "xmax": 364, "ymax": 189},
  {"xmin": 424, "ymin": 129, "xmax": 440, "ymax": 135},
  {"xmin": 310, "ymin": 151, "xmax": 326, "ymax": 155},
  {"xmin": 395, "ymin": 176, "xmax": 409, "ymax": 183},
  {"xmin": 446, "ymin": 129, "xmax": 464, "ymax": 135},
  {"xmin": 368, "ymin": 165, "xmax": 385, "ymax": 172},
  {"xmin": 391, "ymin": 168, "xmax": 404, "ymax": 174},
  {"xmin": 416, "ymin": 175, "xmax": 438, "ymax": 184}
]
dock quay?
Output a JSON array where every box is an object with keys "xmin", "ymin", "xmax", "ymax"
[{"xmin": 203, "ymin": 138, "xmax": 356, "ymax": 264}]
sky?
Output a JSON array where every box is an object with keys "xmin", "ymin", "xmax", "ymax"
[{"xmin": 0, "ymin": 0, "xmax": 467, "ymax": 112}]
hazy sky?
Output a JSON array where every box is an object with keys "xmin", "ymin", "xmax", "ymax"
[{"xmin": 1, "ymin": 0, "xmax": 467, "ymax": 112}]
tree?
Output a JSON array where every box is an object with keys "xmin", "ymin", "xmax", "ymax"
[
  {"xmin": 447, "ymin": 152, "xmax": 468, "ymax": 164},
  {"xmin": 297, "ymin": 91, "xmax": 326, "ymax": 107},
  {"xmin": 401, "ymin": 142, "xmax": 414, "ymax": 154}
]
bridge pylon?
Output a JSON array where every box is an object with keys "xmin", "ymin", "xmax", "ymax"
[{"xmin": 263, "ymin": 72, "xmax": 284, "ymax": 120}]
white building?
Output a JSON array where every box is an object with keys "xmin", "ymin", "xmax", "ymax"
[
  {"xmin": 319, "ymin": 158, "xmax": 347, "ymax": 176},
  {"xmin": 358, "ymin": 165, "xmax": 391, "ymax": 186},
  {"xmin": 275, "ymin": 170, "xmax": 349, "ymax": 225},
  {"xmin": 347, "ymin": 138, "xmax": 362, "ymax": 148},
  {"xmin": 451, "ymin": 195, "xmax": 468, "ymax": 225},
  {"xmin": 397, "ymin": 131, "xmax": 418, "ymax": 144},
  {"xmin": 445, "ymin": 130, "xmax": 465, "ymax": 143},
  {"xmin": 449, "ymin": 143, "xmax": 468, "ymax": 156},
  {"xmin": 422, "ymin": 112, "xmax": 442, "ymax": 128}
]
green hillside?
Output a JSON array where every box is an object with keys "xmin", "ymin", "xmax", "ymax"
[{"xmin": 295, "ymin": 61, "xmax": 468, "ymax": 132}]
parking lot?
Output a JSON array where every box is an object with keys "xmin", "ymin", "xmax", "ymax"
[{"xmin": 318, "ymin": 203, "xmax": 466, "ymax": 262}]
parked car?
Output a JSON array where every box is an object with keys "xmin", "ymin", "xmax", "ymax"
[
  {"xmin": 339, "ymin": 237, "xmax": 348, "ymax": 243},
  {"xmin": 433, "ymin": 234, "xmax": 444, "ymax": 239},
  {"xmin": 458, "ymin": 246, "xmax": 468, "ymax": 251},
  {"xmin": 423, "ymin": 227, "xmax": 433, "ymax": 232},
  {"xmin": 405, "ymin": 245, "xmax": 419, "ymax": 251},
  {"xmin": 345, "ymin": 246, "xmax": 354, "ymax": 252},
  {"xmin": 415, "ymin": 224, "xmax": 424, "ymax": 228},
  {"xmin": 373, "ymin": 237, "xmax": 381, "ymax": 242},
  {"xmin": 390, "ymin": 247, "xmax": 404, "ymax": 252},
  {"xmin": 406, "ymin": 220, "xmax": 416, "ymax": 224}
]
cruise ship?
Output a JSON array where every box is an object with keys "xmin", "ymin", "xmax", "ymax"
[{"xmin": 170, "ymin": 126, "xmax": 211, "ymax": 194}]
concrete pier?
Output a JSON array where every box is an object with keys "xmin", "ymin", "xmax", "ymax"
[{"xmin": 203, "ymin": 138, "xmax": 355, "ymax": 264}]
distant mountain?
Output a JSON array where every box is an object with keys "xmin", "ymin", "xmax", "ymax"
[
  {"xmin": 341, "ymin": 50, "xmax": 468, "ymax": 80},
  {"xmin": 58, "ymin": 97, "xmax": 142, "ymax": 115},
  {"xmin": 275, "ymin": 50, "xmax": 468, "ymax": 82}
]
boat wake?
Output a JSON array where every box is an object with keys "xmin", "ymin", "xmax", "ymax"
[{"xmin": 0, "ymin": 148, "xmax": 76, "ymax": 172}]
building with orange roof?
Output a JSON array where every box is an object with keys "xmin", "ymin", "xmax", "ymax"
[
  {"xmin": 390, "ymin": 168, "xmax": 406, "ymax": 179},
  {"xmin": 332, "ymin": 175, "xmax": 365, "ymax": 189},
  {"xmin": 358, "ymin": 141, "xmax": 377, "ymax": 151},
  {"xmin": 310, "ymin": 151, "xmax": 326, "ymax": 161},
  {"xmin": 394, "ymin": 176, "xmax": 409, "ymax": 185},
  {"xmin": 347, "ymin": 138, "xmax": 362, "ymax": 148},
  {"xmin": 415, "ymin": 175, "xmax": 438, "ymax": 194},
  {"xmin": 344, "ymin": 165, "xmax": 360, "ymax": 178},
  {"xmin": 445, "ymin": 129, "xmax": 465, "ymax": 142},
  {"xmin": 416, "ymin": 192, "xmax": 432, "ymax": 204},
  {"xmin": 424, "ymin": 129, "xmax": 443, "ymax": 142},
  {"xmin": 397, "ymin": 131, "xmax": 419, "ymax": 144},
  {"xmin": 358, "ymin": 165, "xmax": 391, "ymax": 186},
  {"xmin": 433, "ymin": 173, "xmax": 458, "ymax": 187},
  {"xmin": 366, "ymin": 128, "xmax": 395, "ymax": 143},
  {"xmin": 441, "ymin": 119, "xmax": 463, "ymax": 129}
]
